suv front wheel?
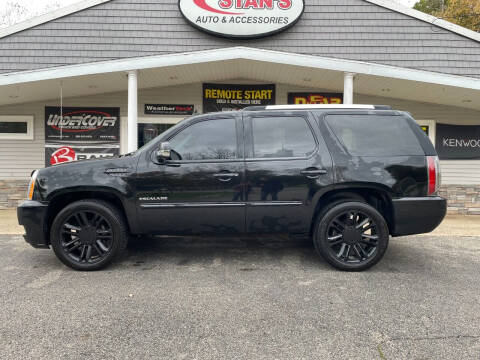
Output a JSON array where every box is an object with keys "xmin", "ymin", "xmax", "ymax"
[
  {"xmin": 50, "ymin": 200, "xmax": 128, "ymax": 271},
  {"xmin": 313, "ymin": 201, "xmax": 389, "ymax": 271}
]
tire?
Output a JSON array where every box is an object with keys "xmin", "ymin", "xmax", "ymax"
[
  {"xmin": 50, "ymin": 199, "xmax": 128, "ymax": 271},
  {"xmin": 313, "ymin": 201, "xmax": 389, "ymax": 271}
]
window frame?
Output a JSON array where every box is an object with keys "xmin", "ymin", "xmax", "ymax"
[
  {"xmin": 416, "ymin": 119, "xmax": 436, "ymax": 146},
  {"xmin": 244, "ymin": 112, "xmax": 319, "ymax": 162},
  {"xmin": 0, "ymin": 115, "xmax": 34, "ymax": 140},
  {"xmin": 164, "ymin": 115, "xmax": 242, "ymax": 163}
]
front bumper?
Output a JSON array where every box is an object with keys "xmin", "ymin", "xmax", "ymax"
[
  {"xmin": 392, "ymin": 196, "xmax": 447, "ymax": 237},
  {"xmin": 17, "ymin": 200, "xmax": 49, "ymax": 249}
]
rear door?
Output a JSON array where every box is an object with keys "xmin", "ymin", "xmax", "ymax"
[{"xmin": 243, "ymin": 111, "xmax": 334, "ymax": 234}]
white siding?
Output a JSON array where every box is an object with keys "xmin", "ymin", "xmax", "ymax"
[{"xmin": 0, "ymin": 81, "xmax": 479, "ymax": 185}]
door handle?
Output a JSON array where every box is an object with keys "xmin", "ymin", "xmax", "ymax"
[
  {"xmin": 213, "ymin": 173, "xmax": 239, "ymax": 182},
  {"xmin": 301, "ymin": 168, "xmax": 327, "ymax": 178}
]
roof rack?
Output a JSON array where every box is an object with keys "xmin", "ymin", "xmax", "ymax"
[{"xmin": 243, "ymin": 104, "xmax": 391, "ymax": 111}]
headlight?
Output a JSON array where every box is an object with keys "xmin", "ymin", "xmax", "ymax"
[{"xmin": 27, "ymin": 170, "xmax": 38, "ymax": 200}]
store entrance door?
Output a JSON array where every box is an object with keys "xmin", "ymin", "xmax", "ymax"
[{"xmin": 138, "ymin": 123, "xmax": 175, "ymax": 149}]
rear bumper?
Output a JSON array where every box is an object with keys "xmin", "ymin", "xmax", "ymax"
[
  {"xmin": 17, "ymin": 200, "xmax": 49, "ymax": 249},
  {"xmin": 392, "ymin": 196, "xmax": 447, "ymax": 237}
]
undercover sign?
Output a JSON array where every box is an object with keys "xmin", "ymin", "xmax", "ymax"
[
  {"xmin": 45, "ymin": 107, "xmax": 120, "ymax": 142},
  {"xmin": 45, "ymin": 106, "xmax": 120, "ymax": 167},
  {"xmin": 179, "ymin": 0, "xmax": 304, "ymax": 38},
  {"xmin": 203, "ymin": 83, "xmax": 275, "ymax": 112},
  {"xmin": 145, "ymin": 104, "xmax": 194, "ymax": 115},
  {"xmin": 435, "ymin": 123, "xmax": 480, "ymax": 160}
]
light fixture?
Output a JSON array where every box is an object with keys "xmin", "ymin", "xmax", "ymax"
[
  {"xmin": 381, "ymin": 88, "xmax": 391, "ymax": 92},
  {"xmin": 169, "ymin": 75, "xmax": 178, "ymax": 80},
  {"xmin": 88, "ymin": 85, "xmax": 98, "ymax": 89},
  {"xmin": 462, "ymin": 99, "xmax": 472, "ymax": 103},
  {"xmin": 302, "ymin": 78, "xmax": 311, "ymax": 82},
  {"xmin": 9, "ymin": 95, "xmax": 19, "ymax": 99}
]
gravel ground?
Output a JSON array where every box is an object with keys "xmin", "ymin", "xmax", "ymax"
[{"xmin": 0, "ymin": 233, "xmax": 479, "ymax": 359}]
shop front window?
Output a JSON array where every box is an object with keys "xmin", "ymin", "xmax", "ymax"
[{"xmin": 138, "ymin": 123, "xmax": 174, "ymax": 148}]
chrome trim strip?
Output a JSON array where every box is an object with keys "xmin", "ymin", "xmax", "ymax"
[
  {"xmin": 140, "ymin": 202, "xmax": 247, "ymax": 208},
  {"xmin": 248, "ymin": 201, "xmax": 303, "ymax": 206},
  {"xmin": 140, "ymin": 201, "xmax": 303, "ymax": 208},
  {"xmin": 265, "ymin": 104, "xmax": 375, "ymax": 110}
]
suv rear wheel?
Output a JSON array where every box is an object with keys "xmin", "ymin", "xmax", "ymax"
[
  {"xmin": 313, "ymin": 201, "xmax": 389, "ymax": 271},
  {"xmin": 50, "ymin": 200, "xmax": 128, "ymax": 271}
]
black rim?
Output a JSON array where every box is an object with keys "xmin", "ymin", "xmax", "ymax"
[
  {"xmin": 59, "ymin": 210, "xmax": 114, "ymax": 264},
  {"xmin": 326, "ymin": 210, "xmax": 379, "ymax": 264}
]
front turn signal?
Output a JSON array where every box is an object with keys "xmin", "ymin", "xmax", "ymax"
[{"xmin": 27, "ymin": 170, "xmax": 38, "ymax": 200}]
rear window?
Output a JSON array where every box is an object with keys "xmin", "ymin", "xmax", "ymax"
[{"xmin": 325, "ymin": 114, "xmax": 424, "ymax": 156}]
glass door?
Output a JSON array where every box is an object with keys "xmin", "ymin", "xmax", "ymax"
[{"xmin": 138, "ymin": 123, "xmax": 175, "ymax": 148}]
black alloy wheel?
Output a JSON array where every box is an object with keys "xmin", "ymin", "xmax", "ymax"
[
  {"xmin": 50, "ymin": 200, "xmax": 128, "ymax": 271},
  {"xmin": 314, "ymin": 201, "xmax": 389, "ymax": 271},
  {"xmin": 60, "ymin": 210, "xmax": 113, "ymax": 264}
]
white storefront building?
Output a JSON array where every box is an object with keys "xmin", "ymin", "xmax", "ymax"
[{"xmin": 0, "ymin": 0, "xmax": 479, "ymax": 212}]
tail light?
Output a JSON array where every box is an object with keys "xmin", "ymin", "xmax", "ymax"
[{"xmin": 427, "ymin": 156, "xmax": 441, "ymax": 196}]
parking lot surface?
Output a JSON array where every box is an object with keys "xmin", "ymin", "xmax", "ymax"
[{"xmin": 0, "ymin": 234, "xmax": 479, "ymax": 359}]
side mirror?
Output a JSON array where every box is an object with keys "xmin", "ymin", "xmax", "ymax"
[{"xmin": 155, "ymin": 142, "xmax": 172, "ymax": 163}]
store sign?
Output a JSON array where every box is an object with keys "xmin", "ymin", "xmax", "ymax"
[
  {"xmin": 203, "ymin": 83, "xmax": 275, "ymax": 112},
  {"xmin": 145, "ymin": 104, "xmax": 194, "ymax": 115},
  {"xmin": 45, "ymin": 107, "xmax": 120, "ymax": 166},
  {"xmin": 45, "ymin": 145, "xmax": 120, "ymax": 167},
  {"xmin": 435, "ymin": 123, "xmax": 480, "ymax": 160},
  {"xmin": 288, "ymin": 92, "xmax": 343, "ymax": 104},
  {"xmin": 179, "ymin": 0, "xmax": 304, "ymax": 38}
]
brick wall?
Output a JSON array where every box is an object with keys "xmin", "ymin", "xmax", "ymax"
[
  {"xmin": 439, "ymin": 185, "xmax": 480, "ymax": 215},
  {"xmin": 0, "ymin": 181, "xmax": 478, "ymax": 215},
  {"xmin": 0, "ymin": 180, "xmax": 28, "ymax": 209}
]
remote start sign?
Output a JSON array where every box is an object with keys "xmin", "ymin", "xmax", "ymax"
[{"xmin": 179, "ymin": 0, "xmax": 304, "ymax": 38}]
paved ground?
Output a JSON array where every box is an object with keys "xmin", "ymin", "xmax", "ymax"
[{"xmin": 0, "ymin": 232, "xmax": 479, "ymax": 359}]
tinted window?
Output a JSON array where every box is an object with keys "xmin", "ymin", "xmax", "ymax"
[
  {"xmin": 170, "ymin": 118, "xmax": 237, "ymax": 160},
  {"xmin": 325, "ymin": 115, "xmax": 424, "ymax": 156},
  {"xmin": 252, "ymin": 116, "xmax": 316, "ymax": 158},
  {"xmin": 0, "ymin": 122, "xmax": 27, "ymax": 134}
]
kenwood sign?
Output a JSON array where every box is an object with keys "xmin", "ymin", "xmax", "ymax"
[{"xmin": 179, "ymin": 0, "xmax": 305, "ymax": 38}]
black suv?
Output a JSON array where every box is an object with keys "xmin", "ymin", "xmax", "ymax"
[{"xmin": 18, "ymin": 105, "xmax": 446, "ymax": 271}]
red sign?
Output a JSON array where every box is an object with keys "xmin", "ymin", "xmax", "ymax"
[{"xmin": 50, "ymin": 146, "xmax": 76, "ymax": 166}]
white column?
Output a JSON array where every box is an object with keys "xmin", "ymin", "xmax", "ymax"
[
  {"xmin": 127, "ymin": 70, "xmax": 138, "ymax": 153},
  {"xmin": 343, "ymin": 72, "xmax": 355, "ymax": 105}
]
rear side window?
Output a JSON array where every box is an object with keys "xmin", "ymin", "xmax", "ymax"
[
  {"xmin": 325, "ymin": 115, "xmax": 424, "ymax": 156},
  {"xmin": 251, "ymin": 116, "xmax": 316, "ymax": 158}
]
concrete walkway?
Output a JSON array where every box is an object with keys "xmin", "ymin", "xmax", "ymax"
[{"xmin": 1, "ymin": 209, "xmax": 479, "ymax": 236}]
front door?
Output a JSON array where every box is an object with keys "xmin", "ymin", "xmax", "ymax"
[
  {"xmin": 135, "ymin": 114, "xmax": 246, "ymax": 235},
  {"xmin": 243, "ymin": 111, "xmax": 333, "ymax": 234}
]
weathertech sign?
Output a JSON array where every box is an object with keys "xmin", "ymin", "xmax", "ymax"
[{"xmin": 179, "ymin": 0, "xmax": 304, "ymax": 38}]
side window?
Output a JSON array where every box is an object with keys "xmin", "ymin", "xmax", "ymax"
[
  {"xmin": 251, "ymin": 116, "xmax": 316, "ymax": 159},
  {"xmin": 325, "ymin": 114, "xmax": 424, "ymax": 156},
  {"xmin": 169, "ymin": 118, "xmax": 237, "ymax": 160}
]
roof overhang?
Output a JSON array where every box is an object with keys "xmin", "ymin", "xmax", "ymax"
[
  {"xmin": 1, "ymin": 47, "xmax": 479, "ymax": 91},
  {"xmin": 0, "ymin": 47, "xmax": 479, "ymax": 111}
]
